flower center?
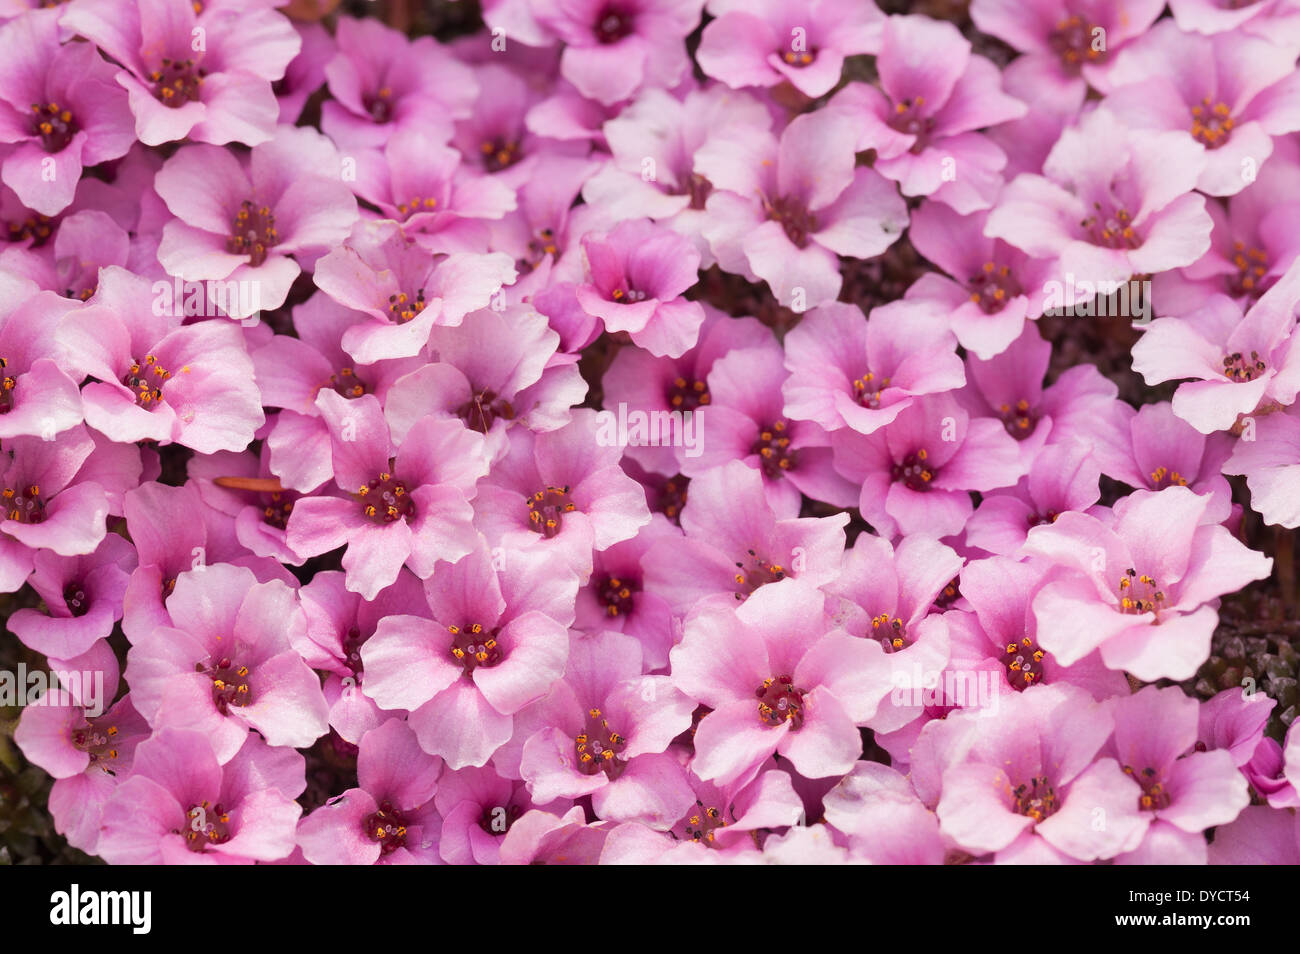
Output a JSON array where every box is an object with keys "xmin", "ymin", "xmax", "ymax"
[
  {"xmin": 387, "ymin": 289, "xmax": 427, "ymax": 324},
  {"xmin": 1123, "ymin": 764, "xmax": 1171, "ymax": 811},
  {"xmin": 226, "ymin": 200, "xmax": 277, "ymax": 267},
  {"xmin": 480, "ymin": 139, "xmax": 521, "ymax": 173},
  {"xmin": 330, "ymin": 366, "xmax": 367, "ymax": 399},
  {"xmin": 779, "ymin": 48, "xmax": 818, "ymax": 68},
  {"xmin": 261, "ymin": 490, "xmax": 295, "ymax": 530},
  {"xmin": 1002, "ymin": 635, "xmax": 1046, "ymax": 690},
  {"xmin": 477, "ymin": 803, "xmax": 522, "ymax": 835},
  {"xmin": 5, "ymin": 213, "xmax": 53, "ymax": 246},
  {"xmin": 756, "ymin": 676, "xmax": 806, "ymax": 730},
  {"xmin": 1227, "ymin": 242, "xmax": 1270, "ymax": 298},
  {"xmin": 684, "ymin": 173, "xmax": 713, "ymax": 210},
  {"xmin": 1082, "ymin": 203, "xmax": 1140, "ymax": 249},
  {"xmin": 1117, "ymin": 568, "xmax": 1165, "ymax": 615},
  {"xmin": 594, "ymin": 8, "xmax": 633, "ymax": 44},
  {"xmin": 763, "ymin": 195, "xmax": 817, "ymax": 248},
  {"xmin": 891, "ymin": 449, "xmax": 935, "ymax": 491},
  {"xmin": 751, "ymin": 420, "xmax": 795, "ymax": 479},
  {"xmin": 599, "ymin": 575, "xmax": 636, "ymax": 618},
  {"xmin": 732, "ymin": 549, "xmax": 786, "ymax": 601},
  {"xmin": 678, "ymin": 799, "xmax": 729, "ymax": 845},
  {"xmin": 526, "ymin": 485, "xmax": 575, "ymax": 538},
  {"xmin": 666, "ymin": 376, "xmax": 710, "ymax": 411},
  {"xmin": 1149, "ymin": 466, "xmax": 1187, "ymax": 491},
  {"xmin": 30, "ymin": 102, "xmax": 77, "ymax": 153},
  {"xmin": 888, "ymin": 97, "xmax": 935, "ymax": 153},
  {"xmin": 3, "ymin": 485, "xmax": 46, "ymax": 524},
  {"xmin": 871, "ymin": 614, "xmax": 907, "ymax": 653},
  {"xmin": 448, "ymin": 622, "xmax": 502, "ymax": 675},
  {"xmin": 1190, "ymin": 98, "xmax": 1235, "ymax": 149},
  {"xmin": 655, "ymin": 475, "xmax": 688, "ymax": 525},
  {"xmin": 852, "ymin": 372, "xmax": 890, "ymax": 409},
  {"xmin": 63, "ymin": 581, "xmax": 90, "ymax": 617},
  {"xmin": 150, "ymin": 58, "xmax": 204, "ymax": 108},
  {"xmin": 363, "ymin": 800, "xmax": 409, "ymax": 855},
  {"xmin": 342, "ymin": 625, "xmax": 365, "ymax": 676},
  {"xmin": 996, "ymin": 399, "xmax": 1038, "ymax": 439},
  {"xmin": 934, "ymin": 576, "xmax": 961, "ymax": 610},
  {"xmin": 1027, "ymin": 509, "xmax": 1061, "ymax": 528},
  {"xmin": 609, "ymin": 285, "xmax": 648, "ymax": 303},
  {"xmin": 575, "ymin": 706, "xmax": 627, "ymax": 778},
  {"xmin": 123, "ymin": 354, "xmax": 170, "ymax": 408},
  {"xmin": 1013, "ymin": 775, "xmax": 1060, "ymax": 820},
  {"xmin": 395, "ymin": 195, "xmax": 438, "ymax": 219},
  {"xmin": 457, "ymin": 388, "xmax": 516, "ymax": 433},
  {"xmin": 366, "ymin": 87, "xmax": 393, "ymax": 124},
  {"xmin": 1049, "ymin": 15, "xmax": 1105, "ymax": 74},
  {"xmin": 1222, "ymin": 350, "xmax": 1266, "ymax": 382},
  {"xmin": 199, "ymin": 656, "xmax": 251, "ymax": 713},
  {"xmin": 71, "ymin": 719, "xmax": 119, "ymax": 772},
  {"xmin": 178, "ymin": 801, "xmax": 231, "ymax": 851},
  {"xmin": 969, "ymin": 261, "xmax": 1022, "ymax": 314},
  {"xmin": 0, "ymin": 357, "xmax": 16, "ymax": 414},
  {"xmin": 357, "ymin": 471, "xmax": 417, "ymax": 525}
]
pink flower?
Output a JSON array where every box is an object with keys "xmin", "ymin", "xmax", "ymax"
[
  {"xmin": 125, "ymin": 563, "xmax": 328, "ymax": 762},
  {"xmin": 834, "ymin": 15, "xmax": 1027, "ymax": 213},
  {"xmin": 0, "ymin": 9, "xmax": 134, "ymax": 214},
  {"xmin": 154, "ymin": 126, "xmax": 358, "ymax": 319},
  {"xmin": 1023, "ymin": 486, "xmax": 1273, "ymax": 680},
  {"xmin": 697, "ymin": 0, "xmax": 883, "ymax": 99},
  {"xmin": 98, "ymin": 729, "xmax": 304, "ymax": 865},
  {"xmin": 360, "ymin": 542, "xmax": 575, "ymax": 769},
  {"xmin": 286, "ymin": 390, "xmax": 486, "ymax": 600},
  {"xmin": 698, "ymin": 107, "xmax": 908, "ymax": 308},
  {"xmin": 297, "ymin": 718, "xmax": 442, "ymax": 864},
  {"xmin": 62, "ymin": 0, "xmax": 301, "ymax": 147}
]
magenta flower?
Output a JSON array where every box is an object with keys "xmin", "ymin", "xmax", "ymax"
[
  {"xmin": 62, "ymin": 0, "xmax": 301, "ymax": 147},
  {"xmin": 987, "ymin": 107, "xmax": 1212, "ymax": 290},
  {"xmin": 782, "ymin": 299, "xmax": 966, "ymax": 434},
  {"xmin": 275, "ymin": 21, "xmax": 334, "ymax": 124},
  {"xmin": 0, "ymin": 9, "xmax": 134, "ymax": 215},
  {"xmin": 7, "ymin": 531, "xmax": 134, "ymax": 658},
  {"xmin": 383, "ymin": 303, "xmax": 586, "ymax": 466},
  {"xmin": 125, "ymin": 563, "xmax": 328, "ymax": 762},
  {"xmin": 313, "ymin": 220, "xmax": 517, "ymax": 364},
  {"xmin": 1024, "ymin": 486, "xmax": 1273, "ymax": 680},
  {"xmin": 573, "ymin": 218, "xmax": 706, "ymax": 358},
  {"xmin": 970, "ymin": 0, "xmax": 1166, "ymax": 99},
  {"xmin": 286, "ymin": 390, "xmax": 486, "ymax": 600},
  {"xmin": 98, "ymin": 729, "xmax": 304, "ymax": 865},
  {"xmin": 530, "ymin": 0, "xmax": 703, "ymax": 106},
  {"xmin": 642, "ymin": 459, "xmax": 847, "ymax": 614},
  {"xmin": 1102, "ymin": 20, "xmax": 1300, "ymax": 197},
  {"xmin": 822, "ymin": 763, "xmax": 946, "ymax": 864},
  {"xmin": 697, "ymin": 0, "xmax": 883, "ymax": 98},
  {"xmin": 834, "ymin": 15, "xmax": 1027, "ymax": 213},
  {"xmin": 698, "ymin": 107, "xmax": 908, "ymax": 308},
  {"xmin": 434, "ymin": 764, "xmax": 564, "ymax": 865},
  {"xmin": 470, "ymin": 409, "xmax": 651, "ymax": 581},
  {"xmin": 904, "ymin": 203, "xmax": 1062, "ymax": 359},
  {"xmin": 57, "ymin": 267, "xmax": 264, "ymax": 452},
  {"xmin": 154, "ymin": 126, "xmax": 359, "ymax": 320},
  {"xmin": 1208, "ymin": 806, "xmax": 1300, "ymax": 864},
  {"xmin": 964, "ymin": 440, "xmax": 1101, "ymax": 556},
  {"xmin": 933, "ymin": 683, "xmax": 1146, "ymax": 861},
  {"xmin": 1108, "ymin": 685, "xmax": 1250, "ymax": 863},
  {"xmin": 519, "ymin": 631, "xmax": 696, "ymax": 827},
  {"xmin": 1092, "ymin": 400, "xmax": 1234, "ymax": 523},
  {"xmin": 1132, "ymin": 262, "xmax": 1300, "ymax": 434},
  {"xmin": 670, "ymin": 582, "xmax": 883, "ymax": 786},
  {"xmin": 297, "ymin": 718, "xmax": 442, "ymax": 864},
  {"xmin": 321, "ymin": 15, "xmax": 476, "ymax": 151},
  {"xmin": 830, "ymin": 392, "xmax": 1025, "ymax": 539},
  {"xmin": 360, "ymin": 543, "xmax": 576, "ymax": 769}
]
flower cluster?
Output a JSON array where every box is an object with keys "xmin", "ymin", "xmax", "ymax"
[{"xmin": 3, "ymin": 0, "xmax": 1300, "ymax": 866}]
